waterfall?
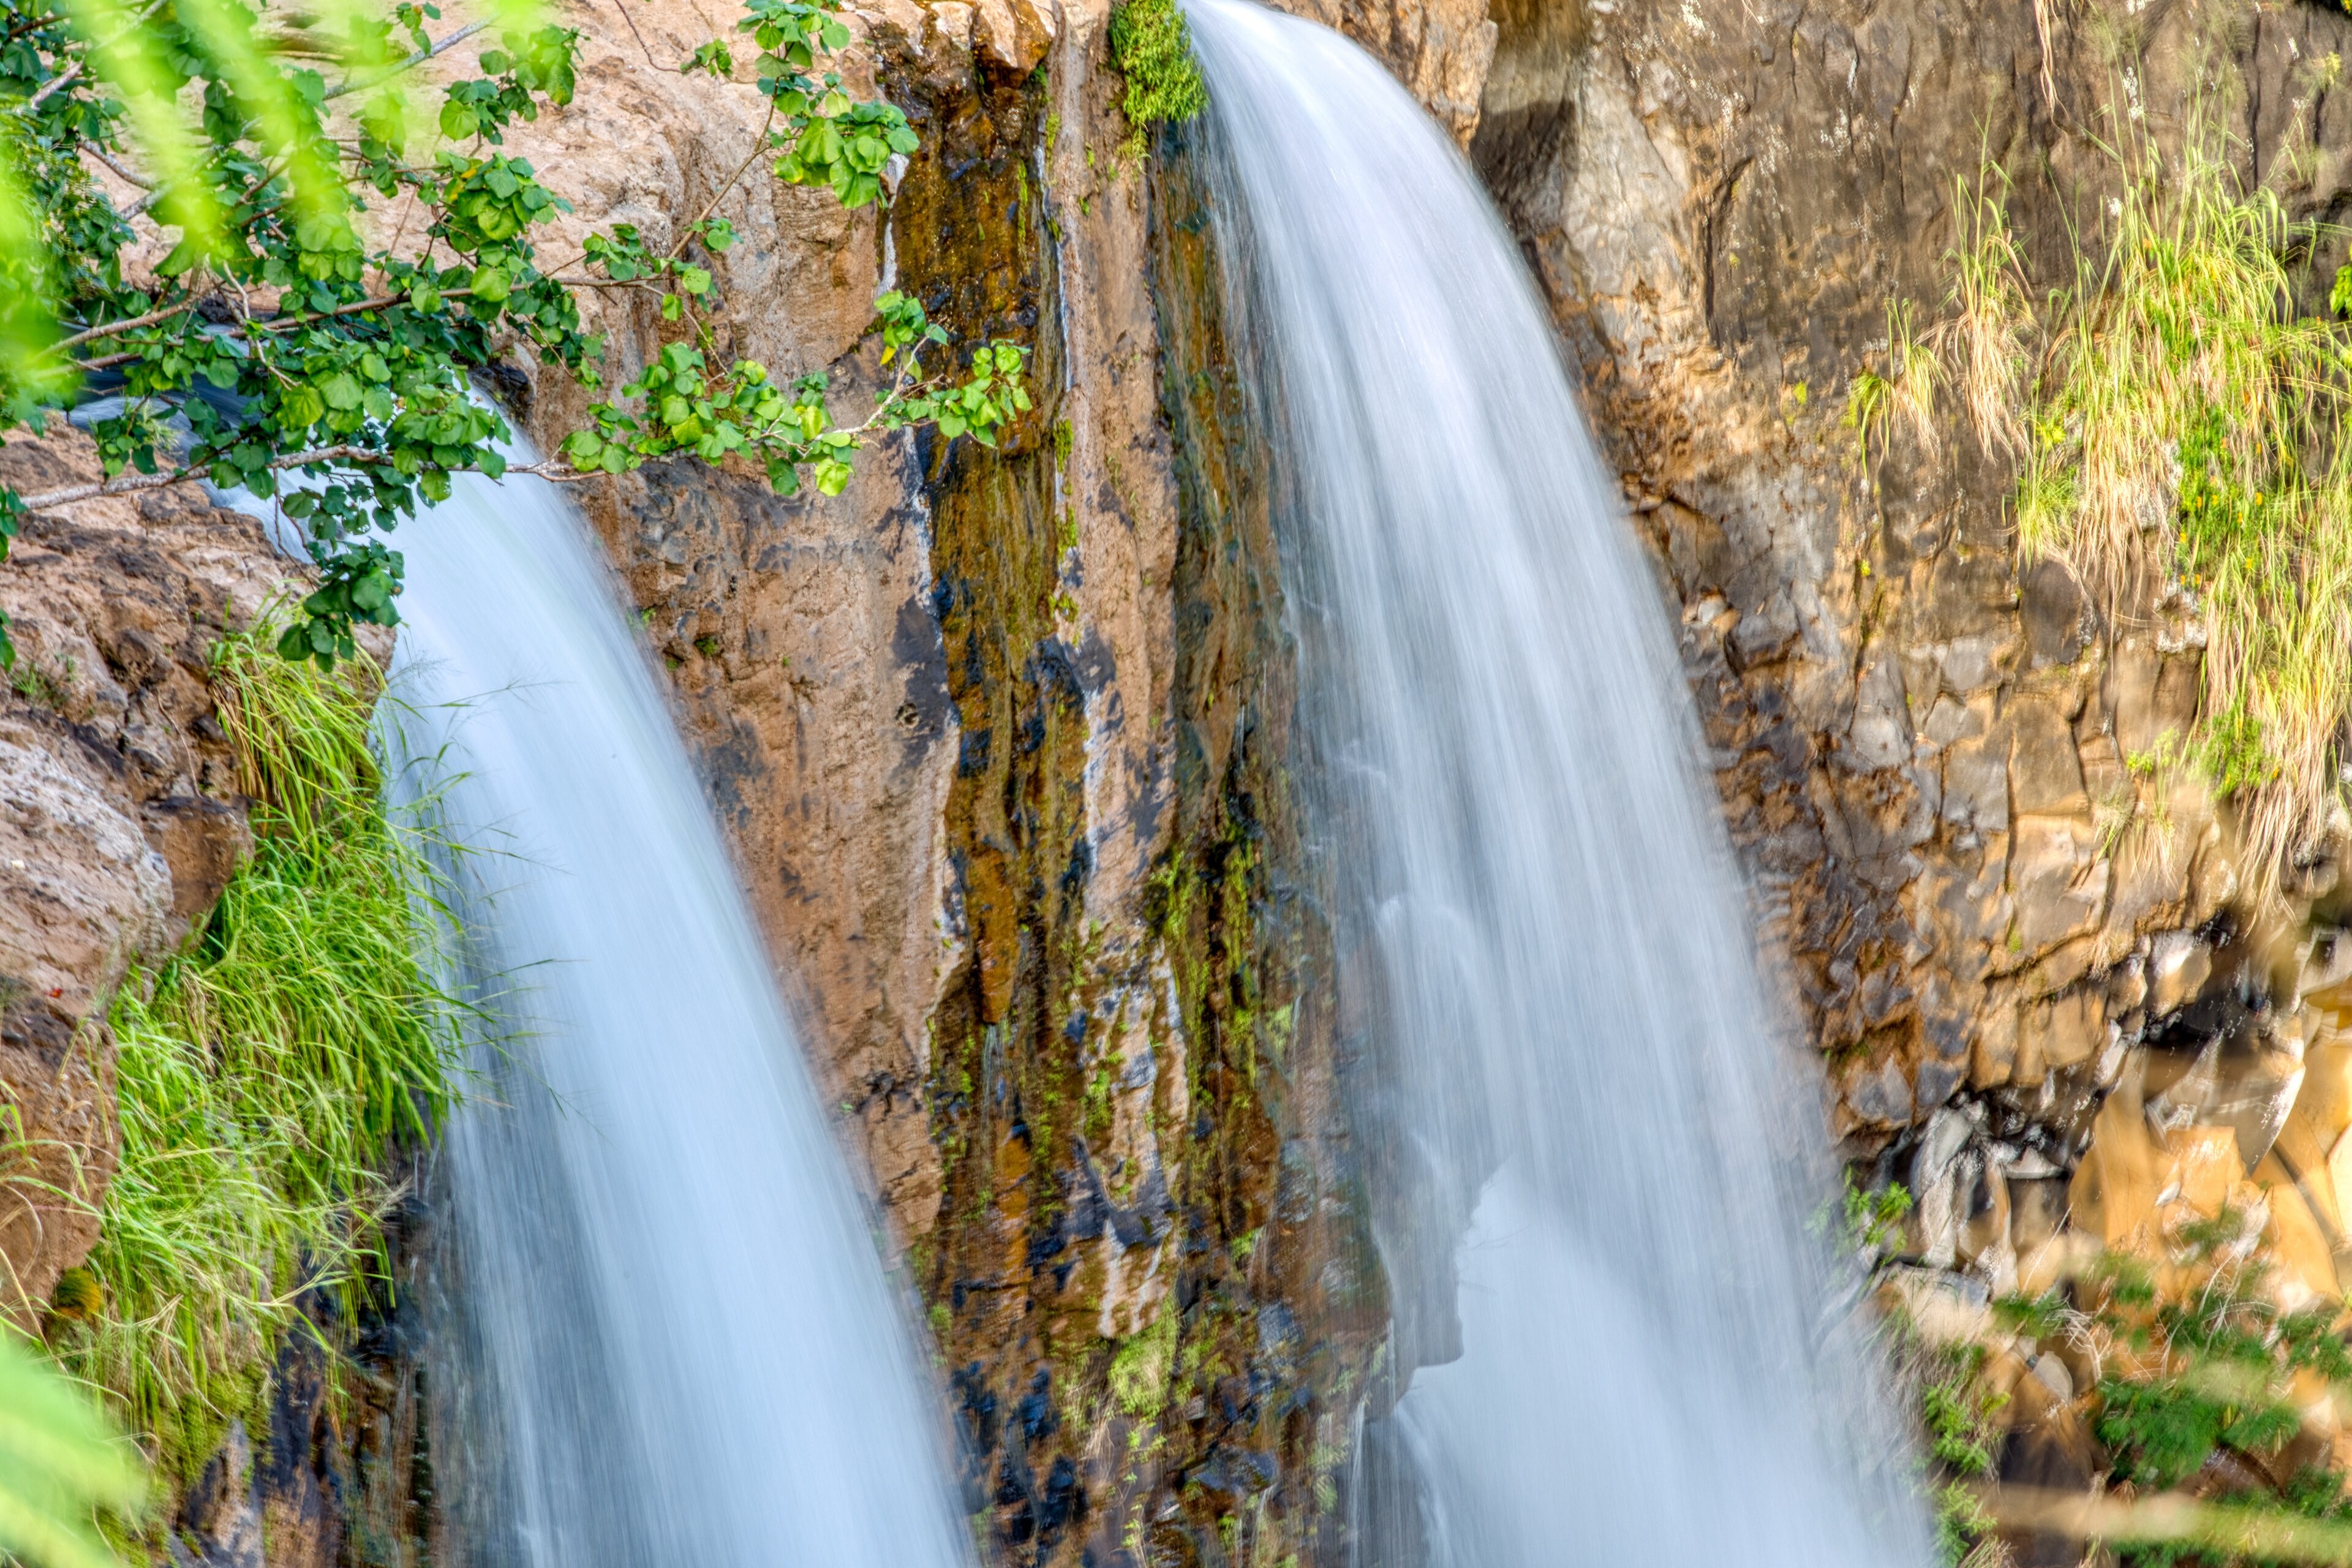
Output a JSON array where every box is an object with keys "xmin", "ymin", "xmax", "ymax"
[
  {"xmin": 361, "ymin": 469, "xmax": 970, "ymax": 1566},
  {"xmin": 1178, "ymin": 4, "xmax": 1933, "ymax": 1562}
]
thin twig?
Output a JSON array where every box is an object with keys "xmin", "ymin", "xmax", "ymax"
[
  {"xmin": 19, "ymin": 442, "xmax": 390, "ymax": 510},
  {"xmin": 322, "ymin": 19, "xmax": 491, "ymax": 102},
  {"xmin": 251, "ymin": 286, "xmax": 475, "ymax": 333},
  {"xmin": 83, "ymin": 143, "xmax": 152, "ymax": 189},
  {"xmin": 29, "ymin": 0, "xmax": 172, "ymax": 107},
  {"xmin": 67, "ymin": 286, "xmax": 480, "ymax": 370},
  {"xmin": 28, "ymin": 58, "xmax": 83, "ymax": 108},
  {"xmin": 609, "ymin": 0, "xmax": 665, "ymax": 74},
  {"xmin": 673, "ymin": 105, "xmax": 777, "ymax": 260},
  {"xmin": 55, "ymin": 300, "xmax": 196, "ymax": 354},
  {"xmin": 507, "ymin": 459, "xmax": 600, "ymax": 483}
]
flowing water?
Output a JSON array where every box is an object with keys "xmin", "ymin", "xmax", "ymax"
[
  {"xmin": 1179, "ymin": 5, "xmax": 1933, "ymax": 1562},
  {"xmin": 353, "ymin": 470, "xmax": 970, "ymax": 1567}
]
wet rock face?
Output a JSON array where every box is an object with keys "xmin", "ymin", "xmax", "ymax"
[
  {"xmin": 529, "ymin": 0, "xmax": 1457, "ymax": 1559},
  {"xmin": 0, "ymin": 430, "xmax": 287, "ymax": 1327},
  {"xmin": 1470, "ymin": 0, "xmax": 2352, "ymax": 1139},
  {"xmin": 1469, "ymin": 0, "xmax": 2352, "ymax": 1540}
]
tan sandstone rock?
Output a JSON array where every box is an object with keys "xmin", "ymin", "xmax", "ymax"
[{"xmin": 0, "ymin": 429, "xmax": 288, "ymax": 1325}]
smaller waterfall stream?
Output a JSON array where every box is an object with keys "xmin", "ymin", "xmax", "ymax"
[
  {"xmin": 1180, "ymin": 4, "xmax": 1934, "ymax": 1564},
  {"xmin": 334, "ymin": 467, "xmax": 970, "ymax": 1566}
]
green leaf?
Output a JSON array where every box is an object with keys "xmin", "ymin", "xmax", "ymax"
[
  {"xmin": 470, "ymin": 265, "xmax": 511, "ymax": 303},
  {"xmin": 321, "ymin": 373, "xmax": 364, "ymax": 412}
]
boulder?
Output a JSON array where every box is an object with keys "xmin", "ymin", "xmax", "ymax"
[
  {"xmin": 2008, "ymin": 695, "xmax": 2092, "ymax": 818},
  {"xmin": 2010, "ymin": 818, "xmax": 2110, "ymax": 960},
  {"xmin": 2150, "ymin": 932, "xmax": 2214, "ymax": 1017}
]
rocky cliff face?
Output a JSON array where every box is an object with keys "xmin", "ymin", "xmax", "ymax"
[
  {"xmin": 1471, "ymin": 0, "xmax": 2352, "ymax": 1535},
  {"xmin": 0, "ymin": 436, "xmax": 435, "ymax": 1568},
  {"xmin": 0, "ymin": 432, "xmax": 280, "ymax": 1327},
  {"xmin": 358, "ymin": 0, "xmax": 2352, "ymax": 1553},
  {"xmin": 474, "ymin": 0, "xmax": 1461, "ymax": 1558},
  {"xmin": 13, "ymin": 0, "xmax": 2352, "ymax": 1558}
]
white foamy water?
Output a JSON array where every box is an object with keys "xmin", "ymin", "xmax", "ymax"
[
  {"xmin": 1178, "ymin": 4, "xmax": 1934, "ymax": 1561},
  {"xmin": 325, "ymin": 467, "xmax": 970, "ymax": 1567}
]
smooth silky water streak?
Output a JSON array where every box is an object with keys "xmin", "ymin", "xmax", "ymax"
[
  {"xmin": 1176, "ymin": 5, "xmax": 1935, "ymax": 1564},
  {"xmin": 244, "ymin": 462, "xmax": 971, "ymax": 1567}
]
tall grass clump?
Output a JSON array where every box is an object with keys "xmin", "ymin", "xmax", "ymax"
[
  {"xmin": 1864, "ymin": 126, "xmax": 2352, "ymax": 898},
  {"xmin": 46, "ymin": 610, "xmax": 461, "ymax": 1477}
]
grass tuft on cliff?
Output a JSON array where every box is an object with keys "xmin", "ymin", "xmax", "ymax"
[
  {"xmin": 1109, "ymin": 0, "xmax": 1208, "ymax": 154},
  {"xmin": 1855, "ymin": 126, "xmax": 2352, "ymax": 900},
  {"xmin": 46, "ymin": 611, "xmax": 463, "ymax": 1480}
]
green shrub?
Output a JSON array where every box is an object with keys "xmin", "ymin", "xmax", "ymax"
[
  {"xmin": 1108, "ymin": 0, "xmax": 1207, "ymax": 153},
  {"xmin": 1986, "ymin": 1208, "xmax": 2352, "ymax": 1565},
  {"xmin": 44, "ymin": 613, "xmax": 462, "ymax": 1479}
]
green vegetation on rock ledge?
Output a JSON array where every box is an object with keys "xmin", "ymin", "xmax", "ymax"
[
  {"xmin": 1108, "ymin": 0, "xmax": 1207, "ymax": 153},
  {"xmin": 1849, "ymin": 123, "xmax": 2352, "ymax": 898},
  {"xmin": 1870, "ymin": 1163, "xmax": 2352, "ymax": 1567},
  {"xmin": 2011, "ymin": 1216, "xmax": 2352, "ymax": 1566},
  {"xmin": 42, "ymin": 613, "xmax": 461, "ymax": 1483},
  {"xmin": 0, "ymin": 0, "xmax": 1028, "ymax": 673}
]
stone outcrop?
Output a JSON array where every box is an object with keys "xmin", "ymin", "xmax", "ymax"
[
  {"xmin": 18, "ymin": 0, "xmax": 2352, "ymax": 1556},
  {"xmin": 1471, "ymin": 0, "xmax": 2351, "ymax": 1132},
  {"xmin": 0, "ymin": 429, "xmax": 285, "ymax": 1327},
  {"xmin": 1468, "ymin": 0, "xmax": 2352, "ymax": 1550}
]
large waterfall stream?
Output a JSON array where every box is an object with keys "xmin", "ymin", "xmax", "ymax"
[
  {"xmin": 369, "ymin": 471, "xmax": 970, "ymax": 1566},
  {"xmin": 1181, "ymin": 4, "xmax": 1933, "ymax": 1562}
]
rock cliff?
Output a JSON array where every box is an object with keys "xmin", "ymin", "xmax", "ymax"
[
  {"xmin": 1474, "ymin": 0, "xmax": 2352, "ymax": 1546},
  {"xmin": 11, "ymin": 0, "xmax": 2352, "ymax": 1559},
  {"xmin": 0, "ymin": 432, "xmax": 281, "ymax": 1327},
  {"xmin": 470, "ymin": 0, "xmax": 1458, "ymax": 1557}
]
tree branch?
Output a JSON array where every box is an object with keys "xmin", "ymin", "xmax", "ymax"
[
  {"xmin": 30, "ymin": 0, "xmax": 172, "ymax": 108},
  {"xmin": 27, "ymin": 58, "xmax": 83, "ymax": 108},
  {"xmin": 54, "ymin": 301, "xmax": 198, "ymax": 355},
  {"xmin": 81, "ymin": 143, "xmax": 152, "ymax": 189},
  {"xmin": 322, "ymin": 18, "xmax": 491, "ymax": 102},
  {"xmin": 66, "ymin": 285, "xmax": 480, "ymax": 370},
  {"xmin": 506, "ymin": 459, "xmax": 600, "ymax": 483},
  {"xmin": 19, "ymin": 443, "xmax": 390, "ymax": 510}
]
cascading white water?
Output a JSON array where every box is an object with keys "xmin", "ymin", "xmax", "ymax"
[
  {"xmin": 355, "ymin": 468, "xmax": 970, "ymax": 1566},
  {"xmin": 1178, "ymin": 5, "xmax": 1934, "ymax": 1562}
]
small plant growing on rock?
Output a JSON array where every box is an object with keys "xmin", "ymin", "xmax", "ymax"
[
  {"xmin": 1852, "ymin": 118, "xmax": 2352, "ymax": 900},
  {"xmin": 1913, "ymin": 1341, "xmax": 2009, "ymax": 1564},
  {"xmin": 1985, "ymin": 1214, "xmax": 2352, "ymax": 1565},
  {"xmin": 42, "ymin": 609, "xmax": 466, "ymax": 1483},
  {"xmin": 1107, "ymin": 0, "xmax": 1207, "ymax": 156}
]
